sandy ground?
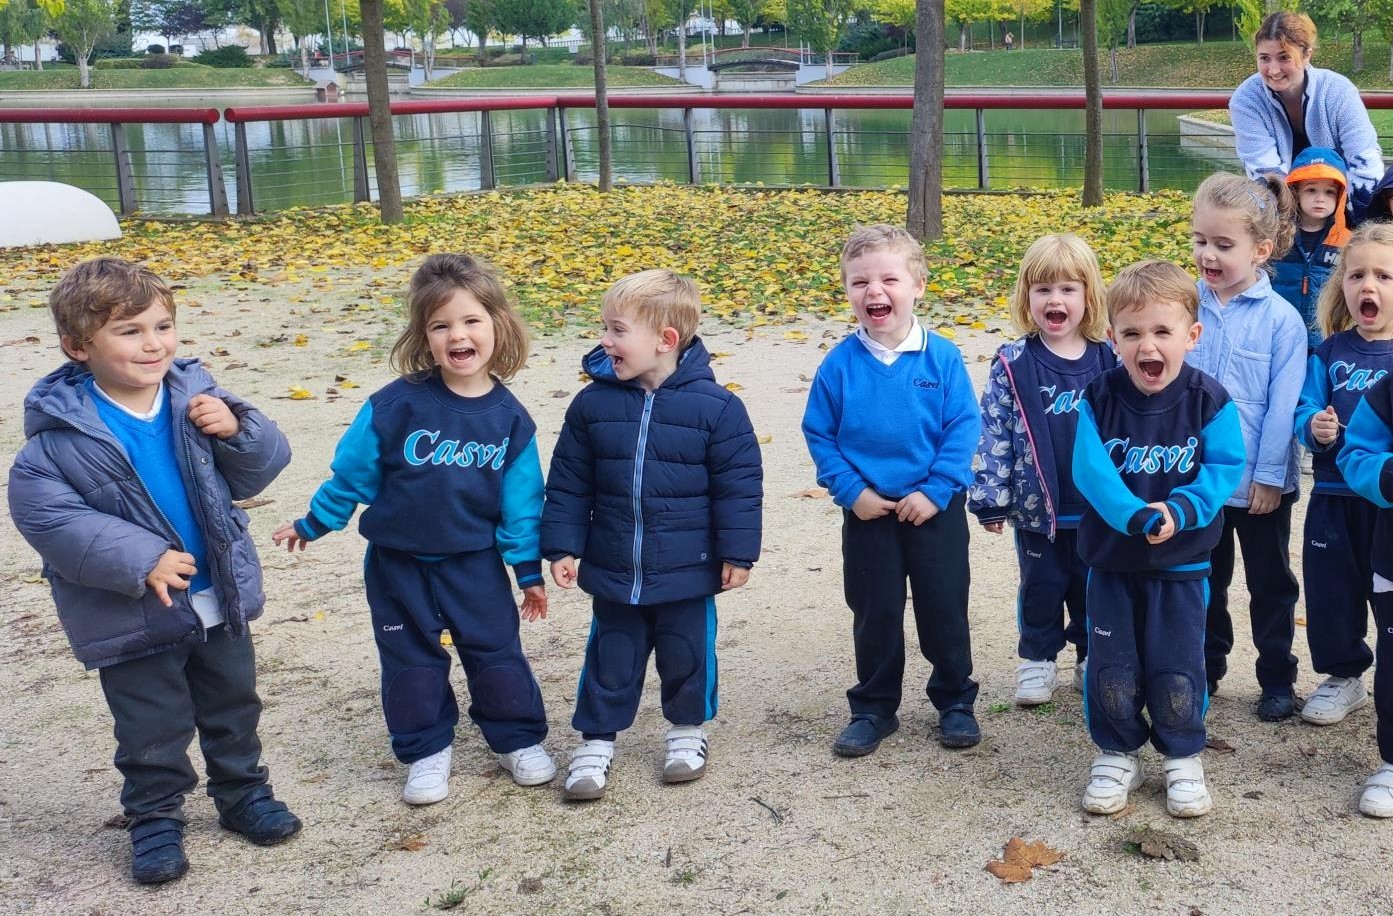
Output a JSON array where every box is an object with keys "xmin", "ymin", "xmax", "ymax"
[{"xmin": 2, "ymin": 271, "xmax": 1392, "ymax": 916}]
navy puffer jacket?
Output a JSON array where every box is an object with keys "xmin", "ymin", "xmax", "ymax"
[
  {"xmin": 541, "ymin": 338, "xmax": 762, "ymax": 605},
  {"xmin": 8, "ymin": 360, "xmax": 291, "ymax": 668}
]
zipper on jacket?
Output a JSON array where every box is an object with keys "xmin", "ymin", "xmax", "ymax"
[
  {"xmin": 179, "ymin": 412, "xmax": 230, "ymax": 630},
  {"xmin": 628, "ymin": 391, "xmax": 656, "ymax": 604}
]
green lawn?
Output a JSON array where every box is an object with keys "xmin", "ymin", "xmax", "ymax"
[
  {"xmin": 426, "ymin": 64, "xmax": 682, "ymax": 89},
  {"xmin": 0, "ymin": 66, "xmax": 312, "ymax": 90},
  {"xmin": 822, "ymin": 39, "xmax": 1393, "ymax": 89}
]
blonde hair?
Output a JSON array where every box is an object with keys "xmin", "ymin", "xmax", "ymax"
[
  {"xmin": 840, "ymin": 224, "xmax": 929, "ymax": 284},
  {"xmin": 1318, "ymin": 222, "xmax": 1393, "ymax": 338},
  {"xmin": 1194, "ymin": 172, "xmax": 1296, "ymax": 261},
  {"xmin": 1010, "ymin": 233, "xmax": 1109, "ymax": 342},
  {"xmin": 1255, "ymin": 11, "xmax": 1317, "ymax": 58},
  {"xmin": 602, "ymin": 269, "xmax": 702, "ymax": 349},
  {"xmin": 50, "ymin": 257, "xmax": 176, "ymax": 353},
  {"xmin": 389, "ymin": 253, "xmax": 529, "ymax": 381},
  {"xmin": 1108, "ymin": 260, "xmax": 1200, "ymax": 322}
]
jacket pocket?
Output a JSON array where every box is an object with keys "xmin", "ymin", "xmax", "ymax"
[
  {"xmin": 1225, "ymin": 346, "xmax": 1271, "ymax": 404},
  {"xmin": 50, "ymin": 571, "xmax": 149, "ymax": 646}
]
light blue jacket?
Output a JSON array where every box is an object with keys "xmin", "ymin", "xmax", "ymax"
[{"xmin": 1185, "ymin": 275, "xmax": 1306, "ymax": 506}]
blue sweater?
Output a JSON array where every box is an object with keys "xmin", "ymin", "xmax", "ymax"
[
  {"xmin": 1338, "ymin": 374, "xmax": 1393, "ymax": 579},
  {"xmin": 294, "ymin": 373, "xmax": 544, "ymax": 588},
  {"xmin": 803, "ymin": 328, "xmax": 979, "ymax": 511},
  {"xmin": 1073, "ymin": 364, "xmax": 1246, "ymax": 579},
  {"xmin": 1295, "ymin": 330, "xmax": 1393, "ymax": 496}
]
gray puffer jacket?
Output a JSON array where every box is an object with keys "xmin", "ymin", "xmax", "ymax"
[{"xmin": 8, "ymin": 359, "xmax": 291, "ymax": 669}]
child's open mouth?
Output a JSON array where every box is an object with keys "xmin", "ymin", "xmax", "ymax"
[
  {"xmin": 1361, "ymin": 299, "xmax": 1380, "ymax": 320},
  {"xmin": 866, "ymin": 303, "xmax": 892, "ymax": 320},
  {"xmin": 1139, "ymin": 359, "xmax": 1165, "ymax": 384},
  {"xmin": 1043, "ymin": 308, "xmax": 1068, "ymax": 328},
  {"xmin": 1202, "ymin": 267, "xmax": 1223, "ymax": 284},
  {"xmin": 448, "ymin": 346, "xmax": 476, "ymax": 364}
]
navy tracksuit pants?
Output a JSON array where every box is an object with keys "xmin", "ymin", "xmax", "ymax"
[
  {"xmin": 1303, "ymin": 493, "xmax": 1377, "ymax": 678},
  {"xmin": 841, "ymin": 492, "xmax": 977, "ymax": 719},
  {"xmin": 1369, "ymin": 594, "xmax": 1393, "ymax": 763},
  {"xmin": 364, "ymin": 545, "xmax": 547, "ymax": 764},
  {"xmin": 1085, "ymin": 571, "xmax": 1208, "ymax": 758},
  {"xmin": 573, "ymin": 595, "xmax": 718, "ymax": 739},
  {"xmin": 1015, "ymin": 528, "xmax": 1088, "ymax": 664},
  {"xmin": 1204, "ymin": 491, "xmax": 1300, "ymax": 692}
]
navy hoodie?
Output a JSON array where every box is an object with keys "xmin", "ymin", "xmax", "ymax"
[
  {"xmin": 1295, "ymin": 330, "xmax": 1393, "ymax": 495},
  {"xmin": 1337, "ymin": 373, "xmax": 1393, "ymax": 579}
]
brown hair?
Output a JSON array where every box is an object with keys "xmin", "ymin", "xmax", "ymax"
[
  {"xmin": 1194, "ymin": 172, "xmax": 1296, "ymax": 261},
  {"xmin": 602, "ymin": 269, "xmax": 703, "ymax": 349},
  {"xmin": 389, "ymin": 253, "xmax": 529, "ymax": 381},
  {"xmin": 1108, "ymin": 259, "xmax": 1200, "ymax": 323},
  {"xmin": 1010, "ymin": 233, "xmax": 1110, "ymax": 342},
  {"xmin": 50, "ymin": 257, "xmax": 175, "ymax": 355},
  {"xmin": 1318, "ymin": 222, "xmax": 1393, "ymax": 338},
  {"xmin": 840, "ymin": 224, "xmax": 929, "ymax": 284},
  {"xmin": 1255, "ymin": 11, "xmax": 1317, "ymax": 59}
]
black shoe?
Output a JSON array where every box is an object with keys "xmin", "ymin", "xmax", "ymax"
[
  {"xmin": 218, "ymin": 793, "xmax": 303, "ymax": 846},
  {"xmin": 832, "ymin": 715, "xmax": 899, "ymax": 757},
  {"xmin": 130, "ymin": 818, "xmax": 188, "ymax": 885},
  {"xmin": 1207, "ymin": 679, "xmax": 1220, "ymax": 697},
  {"xmin": 1257, "ymin": 690, "xmax": 1296, "ymax": 722},
  {"xmin": 938, "ymin": 707, "xmax": 982, "ymax": 749}
]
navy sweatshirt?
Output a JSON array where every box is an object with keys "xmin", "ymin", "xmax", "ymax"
[
  {"xmin": 294, "ymin": 372, "xmax": 544, "ymax": 587},
  {"xmin": 1073, "ymin": 364, "xmax": 1246, "ymax": 579},
  {"xmin": 1337, "ymin": 373, "xmax": 1393, "ymax": 580},
  {"xmin": 1296, "ymin": 330, "xmax": 1393, "ymax": 495}
]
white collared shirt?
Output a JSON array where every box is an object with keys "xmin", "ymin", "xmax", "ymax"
[
  {"xmin": 92, "ymin": 380, "xmax": 165, "ymax": 422},
  {"xmin": 855, "ymin": 321, "xmax": 924, "ymax": 366}
]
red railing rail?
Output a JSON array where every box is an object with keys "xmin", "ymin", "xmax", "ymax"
[{"xmin": 0, "ymin": 106, "xmax": 220, "ymax": 125}]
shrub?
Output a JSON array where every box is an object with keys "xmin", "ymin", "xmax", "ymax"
[
  {"xmin": 615, "ymin": 49, "xmax": 655, "ymax": 66},
  {"xmin": 147, "ymin": 43, "xmax": 166, "ymax": 54},
  {"xmin": 141, "ymin": 53, "xmax": 177, "ymax": 69},
  {"xmin": 194, "ymin": 45, "xmax": 253, "ymax": 68},
  {"xmin": 169, "ymin": 44, "xmax": 184, "ymax": 55},
  {"xmin": 870, "ymin": 47, "xmax": 910, "ymax": 63},
  {"xmin": 94, "ymin": 58, "xmax": 150, "ymax": 69}
]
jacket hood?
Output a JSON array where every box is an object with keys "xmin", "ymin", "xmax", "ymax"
[
  {"xmin": 580, "ymin": 335, "xmax": 717, "ymax": 389},
  {"xmin": 1368, "ymin": 166, "xmax": 1393, "ymax": 222},
  {"xmin": 23, "ymin": 358, "xmax": 215, "ymax": 439},
  {"xmin": 1287, "ymin": 146, "xmax": 1351, "ymax": 245}
]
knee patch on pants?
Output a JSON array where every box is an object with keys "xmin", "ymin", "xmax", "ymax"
[
  {"xmin": 593, "ymin": 632, "xmax": 642, "ymax": 691},
  {"xmin": 1094, "ymin": 665, "xmax": 1142, "ymax": 721},
  {"xmin": 1150, "ymin": 670, "xmax": 1199, "ymax": 729},
  {"xmin": 654, "ymin": 631, "xmax": 699, "ymax": 681},
  {"xmin": 473, "ymin": 664, "xmax": 532, "ymax": 716},
  {"xmin": 385, "ymin": 666, "xmax": 446, "ymax": 733}
]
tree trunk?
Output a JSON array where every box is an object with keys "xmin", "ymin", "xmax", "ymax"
[
  {"xmin": 1353, "ymin": 29, "xmax": 1364, "ymax": 73},
  {"xmin": 589, "ymin": 0, "xmax": 612, "ymax": 191},
  {"xmin": 907, "ymin": 0, "xmax": 945, "ymax": 241},
  {"xmin": 742, "ymin": 24, "xmax": 749, "ymax": 47},
  {"xmin": 678, "ymin": 22, "xmax": 687, "ymax": 81},
  {"xmin": 77, "ymin": 49, "xmax": 91, "ymax": 88},
  {"xmin": 35, "ymin": 39, "xmax": 43, "ymax": 69},
  {"xmin": 1126, "ymin": 5, "xmax": 1135, "ymax": 48},
  {"xmin": 958, "ymin": 22, "xmax": 967, "ymax": 51},
  {"xmin": 360, "ymin": 0, "xmax": 403, "ymax": 223},
  {"xmin": 1108, "ymin": 42, "xmax": 1118, "ymax": 82},
  {"xmin": 1080, "ymin": 0, "xmax": 1102, "ymax": 206},
  {"xmin": 1194, "ymin": 10, "xmax": 1203, "ymax": 44}
]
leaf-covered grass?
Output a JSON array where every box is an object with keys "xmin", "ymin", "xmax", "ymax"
[
  {"xmin": 0, "ymin": 185, "xmax": 1192, "ymax": 333},
  {"xmin": 0, "ymin": 66, "xmax": 312, "ymax": 90},
  {"xmin": 822, "ymin": 39, "xmax": 1393, "ymax": 89},
  {"xmin": 425, "ymin": 64, "xmax": 682, "ymax": 89}
]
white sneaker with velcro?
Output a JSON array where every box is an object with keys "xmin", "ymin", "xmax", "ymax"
[
  {"xmin": 1300, "ymin": 675, "xmax": 1369, "ymax": 725},
  {"xmin": 563, "ymin": 739, "xmax": 615, "ymax": 801},
  {"xmin": 1163, "ymin": 754, "xmax": 1213, "ymax": 817},
  {"xmin": 1082, "ymin": 751, "xmax": 1143, "ymax": 814},
  {"xmin": 1360, "ymin": 763, "xmax": 1393, "ymax": 818},
  {"xmin": 1014, "ymin": 659, "xmax": 1059, "ymax": 706},
  {"xmin": 498, "ymin": 743, "xmax": 557, "ymax": 787},
  {"xmin": 403, "ymin": 746, "xmax": 452, "ymax": 805},
  {"xmin": 662, "ymin": 725, "xmax": 709, "ymax": 783}
]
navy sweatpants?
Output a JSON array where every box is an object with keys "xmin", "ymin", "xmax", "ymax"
[
  {"xmin": 364, "ymin": 545, "xmax": 547, "ymax": 763},
  {"xmin": 1014, "ymin": 528, "xmax": 1088, "ymax": 664},
  {"xmin": 1085, "ymin": 570, "xmax": 1208, "ymax": 758},
  {"xmin": 572, "ymin": 595, "xmax": 718, "ymax": 738},
  {"xmin": 841, "ymin": 492, "xmax": 977, "ymax": 719},
  {"xmin": 1204, "ymin": 491, "xmax": 1300, "ymax": 692},
  {"xmin": 1303, "ymin": 493, "xmax": 1378, "ymax": 678},
  {"xmin": 1371, "ymin": 594, "xmax": 1393, "ymax": 763}
]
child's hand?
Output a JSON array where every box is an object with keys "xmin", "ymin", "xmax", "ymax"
[
  {"xmin": 895, "ymin": 491, "xmax": 939, "ymax": 526},
  {"xmin": 272, "ymin": 522, "xmax": 310, "ymax": 552},
  {"xmin": 721, "ymin": 562, "xmax": 750, "ymax": 590},
  {"xmin": 851, "ymin": 488, "xmax": 896, "ymax": 521},
  {"xmin": 147, "ymin": 549, "xmax": 196, "ymax": 607},
  {"xmin": 1144, "ymin": 502, "xmax": 1175, "ymax": 545},
  {"xmin": 1311, "ymin": 406, "xmax": 1340, "ymax": 446},
  {"xmin": 520, "ymin": 585, "xmax": 548, "ymax": 621},
  {"xmin": 1248, "ymin": 482, "xmax": 1281, "ymax": 515},
  {"xmin": 983, "ymin": 520, "xmax": 1005, "ymax": 534},
  {"xmin": 550, "ymin": 556, "xmax": 578, "ymax": 589},
  {"xmin": 188, "ymin": 394, "xmax": 240, "ymax": 440}
]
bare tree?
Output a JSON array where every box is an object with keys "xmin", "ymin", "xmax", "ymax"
[
  {"xmin": 589, "ymin": 0, "xmax": 612, "ymax": 191},
  {"xmin": 907, "ymin": 0, "xmax": 945, "ymax": 240},
  {"xmin": 1081, "ymin": 0, "xmax": 1102, "ymax": 207},
  {"xmin": 361, "ymin": 0, "xmax": 404, "ymax": 223}
]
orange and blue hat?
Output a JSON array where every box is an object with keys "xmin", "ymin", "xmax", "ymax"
[{"xmin": 1287, "ymin": 147, "xmax": 1349, "ymax": 245}]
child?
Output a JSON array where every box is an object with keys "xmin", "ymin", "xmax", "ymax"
[
  {"xmin": 1273, "ymin": 147, "xmax": 1351, "ymax": 350},
  {"xmin": 968, "ymin": 233, "xmax": 1116, "ymax": 706},
  {"xmin": 1074, "ymin": 260, "xmax": 1245, "ymax": 818},
  {"xmin": 803, "ymin": 224, "xmax": 982, "ymax": 757},
  {"xmin": 8, "ymin": 257, "xmax": 300, "ymax": 884},
  {"xmin": 1188, "ymin": 172, "xmax": 1309, "ymax": 720},
  {"xmin": 542, "ymin": 269, "xmax": 762, "ymax": 801},
  {"xmin": 1364, "ymin": 163, "xmax": 1393, "ymax": 222},
  {"xmin": 1296, "ymin": 224, "xmax": 1393, "ymax": 730},
  {"xmin": 273, "ymin": 253, "xmax": 556, "ymax": 804}
]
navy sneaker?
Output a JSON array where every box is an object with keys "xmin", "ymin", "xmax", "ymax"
[
  {"xmin": 1257, "ymin": 690, "xmax": 1296, "ymax": 722},
  {"xmin": 832, "ymin": 715, "xmax": 899, "ymax": 757},
  {"xmin": 218, "ymin": 793, "xmax": 303, "ymax": 846},
  {"xmin": 938, "ymin": 707, "xmax": 982, "ymax": 749},
  {"xmin": 130, "ymin": 818, "xmax": 188, "ymax": 885}
]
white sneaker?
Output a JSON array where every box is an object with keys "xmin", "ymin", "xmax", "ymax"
[
  {"xmin": 663, "ymin": 726, "xmax": 709, "ymax": 784},
  {"xmin": 403, "ymin": 746, "xmax": 452, "ymax": 805},
  {"xmin": 563, "ymin": 739, "xmax": 615, "ymax": 801},
  {"xmin": 498, "ymin": 743, "xmax": 557, "ymax": 787},
  {"xmin": 1359, "ymin": 763, "xmax": 1393, "ymax": 817},
  {"xmin": 1082, "ymin": 751, "xmax": 1143, "ymax": 814},
  {"xmin": 1300, "ymin": 675, "xmax": 1370, "ymax": 725},
  {"xmin": 1073, "ymin": 657, "xmax": 1087, "ymax": 694},
  {"xmin": 1163, "ymin": 755, "xmax": 1213, "ymax": 817},
  {"xmin": 1014, "ymin": 659, "xmax": 1058, "ymax": 706}
]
